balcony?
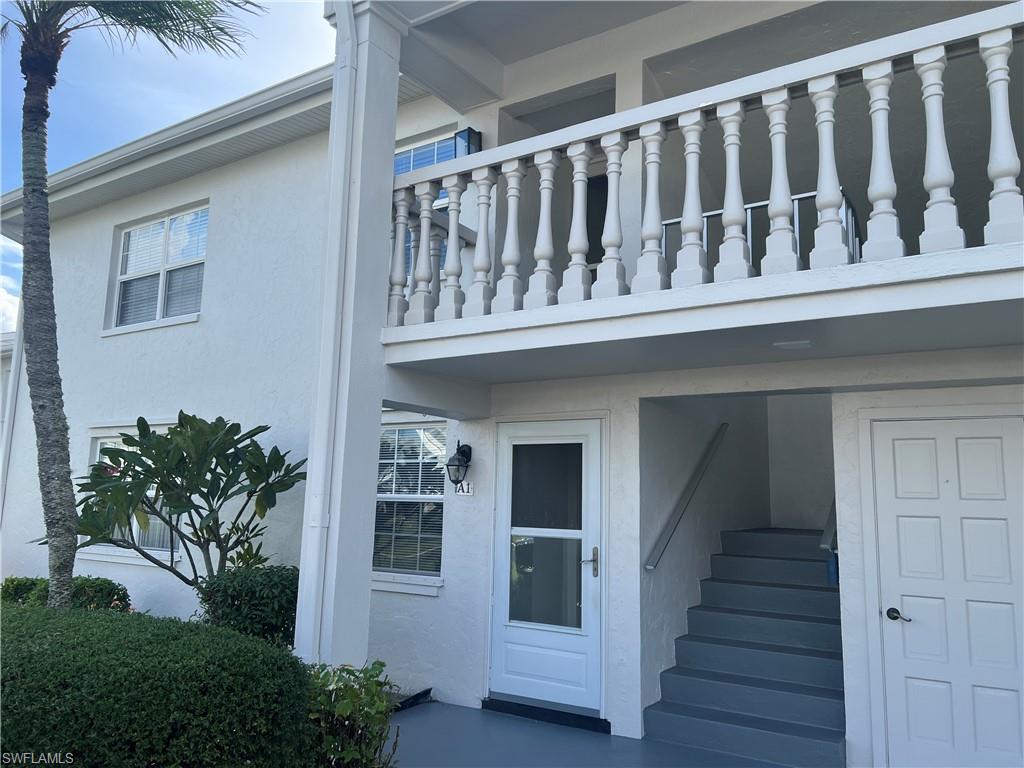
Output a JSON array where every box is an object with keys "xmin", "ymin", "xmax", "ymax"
[{"xmin": 383, "ymin": 6, "xmax": 1023, "ymax": 385}]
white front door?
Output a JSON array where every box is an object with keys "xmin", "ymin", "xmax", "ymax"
[
  {"xmin": 872, "ymin": 417, "xmax": 1024, "ymax": 767},
  {"xmin": 489, "ymin": 419, "xmax": 602, "ymax": 711}
]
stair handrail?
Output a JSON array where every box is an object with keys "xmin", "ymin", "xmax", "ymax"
[
  {"xmin": 645, "ymin": 422, "xmax": 729, "ymax": 571},
  {"xmin": 819, "ymin": 497, "xmax": 838, "ymax": 554}
]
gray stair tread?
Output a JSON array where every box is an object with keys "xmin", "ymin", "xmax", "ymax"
[
  {"xmin": 726, "ymin": 528, "xmax": 823, "ymax": 536},
  {"xmin": 647, "ymin": 701, "xmax": 845, "ymax": 742},
  {"xmin": 714, "ymin": 553, "xmax": 827, "ymax": 564},
  {"xmin": 690, "ymin": 605, "xmax": 841, "ymax": 626},
  {"xmin": 665, "ymin": 666, "xmax": 844, "ymax": 699},
  {"xmin": 680, "ymin": 635, "xmax": 843, "ymax": 661},
  {"xmin": 703, "ymin": 578, "xmax": 838, "ymax": 593}
]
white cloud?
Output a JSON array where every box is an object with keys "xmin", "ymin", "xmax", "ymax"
[{"xmin": 1, "ymin": 235, "xmax": 22, "ymax": 333}]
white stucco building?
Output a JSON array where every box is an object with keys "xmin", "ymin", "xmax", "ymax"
[{"xmin": 2, "ymin": 2, "xmax": 1023, "ymax": 766}]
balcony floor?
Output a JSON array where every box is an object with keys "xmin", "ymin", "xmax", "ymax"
[{"xmin": 391, "ymin": 702, "xmax": 783, "ymax": 767}]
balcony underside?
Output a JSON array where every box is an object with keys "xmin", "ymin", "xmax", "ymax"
[{"xmin": 382, "ymin": 245, "xmax": 1023, "ymax": 385}]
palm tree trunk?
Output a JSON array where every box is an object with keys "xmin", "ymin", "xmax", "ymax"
[{"xmin": 21, "ymin": 65, "xmax": 78, "ymax": 609}]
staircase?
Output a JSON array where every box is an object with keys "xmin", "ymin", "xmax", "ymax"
[{"xmin": 644, "ymin": 528, "xmax": 845, "ymax": 768}]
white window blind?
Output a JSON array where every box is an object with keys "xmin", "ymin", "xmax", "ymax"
[
  {"xmin": 96, "ymin": 438, "xmax": 173, "ymax": 551},
  {"xmin": 374, "ymin": 425, "xmax": 446, "ymax": 575},
  {"xmin": 116, "ymin": 207, "xmax": 208, "ymax": 327}
]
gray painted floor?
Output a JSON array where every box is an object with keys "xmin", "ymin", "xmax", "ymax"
[{"xmin": 391, "ymin": 702, "xmax": 783, "ymax": 768}]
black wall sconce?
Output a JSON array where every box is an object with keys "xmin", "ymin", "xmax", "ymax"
[{"xmin": 445, "ymin": 442, "xmax": 472, "ymax": 485}]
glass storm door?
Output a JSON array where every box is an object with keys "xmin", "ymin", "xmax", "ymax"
[{"xmin": 489, "ymin": 420, "xmax": 602, "ymax": 711}]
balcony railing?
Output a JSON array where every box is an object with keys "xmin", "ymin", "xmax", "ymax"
[{"xmin": 387, "ymin": 5, "xmax": 1022, "ymax": 329}]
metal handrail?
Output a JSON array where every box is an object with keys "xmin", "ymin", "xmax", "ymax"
[
  {"xmin": 644, "ymin": 423, "xmax": 729, "ymax": 571},
  {"xmin": 819, "ymin": 497, "xmax": 838, "ymax": 554}
]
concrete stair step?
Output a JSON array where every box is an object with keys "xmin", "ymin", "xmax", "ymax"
[
  {"xmin": 675, "ymin": 635, "xmax": 844, "ymax": 689},
  {"xmin": 699, "ymin": 578, "xmax": 840, "ymax": 619},
  {"xmin": 688, "ymin": 605, "xmax": 842, "ymax": 652},
  {"xmin": 721, "ymin": 528, "xmax": 830, "ymax": 561},
  {"xmin": 711, "ymin": 554, "xmax": 831, "ymax": 587},
  {"xmin": 644, "ymin": 701, "xmax": 845, "ymax": 768},
  {"xmin": 660, "ymin": 666, "xmax": 845, "ymax": 730}
]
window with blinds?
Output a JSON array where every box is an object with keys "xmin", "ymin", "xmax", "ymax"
[
  {"xmin": 374, "ymin": 425, "xmax": 446, "ymax": 575},
  {"xmin": 115, "ymin": 207, "xmax": 208, "ymax": 327},
  {"xmin": 95, "ymin": 437, "xmax": 173, "ymax": 551}
]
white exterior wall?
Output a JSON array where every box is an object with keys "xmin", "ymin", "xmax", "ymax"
[
  {"xmin": 639, "ymin": 395, "xmax": 771, "ymax": 710},
  {"xmin": 768, "ymin": 393, "xmax": 836, "ymax": 528},
  {"xmin": 0, "ymin": 133, "xmax": 329, "ymax": 616}
]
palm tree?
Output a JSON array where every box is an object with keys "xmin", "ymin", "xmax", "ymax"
[{"xmin": 2, "ymin": 1, "xmax": 262, "ymax": 607}]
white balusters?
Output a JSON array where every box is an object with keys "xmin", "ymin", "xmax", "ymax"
[
  {"xmin": 632, "ymin": 121, "xmax": 669, "ymax": 293},
  {"xmin": 914, "ymin": 46, "xmax": 965, "ymax": 253},
  {"xmin": 592, "ymin": 132, "xmax": 629, "ymax": 299},
  {"xmin": 760, "ymin": 89, "xmax": 801, "ymax": 275},
  {"xmin": 558, "ymin": 142, "xmax": 594, "ymax": 304},
  {"xmin": 715, "ymin": 101, "xmax": 754, "ymax": 281},
  {"xmin": 464, "ymin": 167, "xmax": 496, "ymax": 317},
  {"xmin": 388, "ymin": 188, "xmax": 412, "ymax": 326},
  {"xmin": 493, "ymin": 159, "xmax": 527, "ymax": 313},
  {"xmin": 405, "ymin": 182, "xmax": 438, "ymax": 324},
  {"xmin": 436, "ymin": 174, "xmax": 466, "ymax": 321},
  {"xmin": 429, "ymin": 227, "xmax": 443, "ymax": 307},
  {"xmin": 980, "ymin": 28, "xmax": 1024, "ymax": 245},
  {"xmin": 808, "ymin": 75, "xmax": 851, "ymax": 268},
  {"xmin": 672, "ymin": 111, "xmax": 709, "ymax": 287},
  {"xmin": 524, "ymin": 150, "xmax": 562, "ymax": 309},
  {"xmin": 861, "ymin": 60, "xmax": 906, "ymax": 262}
]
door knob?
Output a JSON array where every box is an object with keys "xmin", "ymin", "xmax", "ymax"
[
  {"xmin": 886, "ymin": 607, "xmax": 911, "ymax": 622},
  {"xmin": 580, "ymin": 546, "xmax": 599, "ymax": 577}
]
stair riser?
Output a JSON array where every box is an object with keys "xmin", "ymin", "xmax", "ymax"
[
  {"xmin": 711, "ymin": 555, "xmax": 831, "ymax": 586},
  {"xmin": 676, "ymin": 639, "xmax": 844, "ymax": 688},
  {"xmin": 644, "ymin": 708, "xmax": 845, "ymax": 768},
  {"xmin": 659, "ymin": 673, "xmax": 845, "ymax": 730},
  {"xmin": 700, "ymin": 580, "xmax": 840, "ymax": 619},
  {"xmin": 689, "ymin": 610, "xmax": 842, "ymax": 652},
  {"xmin": 721, "ymin": 531, "xmax": 830, "ymax": 561}
]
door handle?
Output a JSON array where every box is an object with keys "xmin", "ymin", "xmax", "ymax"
[
  {"xmin": 886, "ymin": 607, "xmax": 911, "ymax": 622},
  {"xmin": 580, "ymin": 546, "xmax": 599, "ymax": 577}
]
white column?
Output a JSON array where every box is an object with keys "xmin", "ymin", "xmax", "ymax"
[
  {"xmin": 387, "ymin": 188, "xmax": 411, "ymax": 326},
  {"xmin": 714, "ymin": 101, "xmax": 754, "ymax": 282},
  {"xmin": 405, "ymin": 181, "xmax": 438, "ymax": 324},
  {"xmin": 672, "ymin": 111, "xmax": 709, "ymax": 287},
  {"xmin": 980, "ymin": 28, "xmax": 1024, "ymax": 245},
  {"xmin": 761, "ymin": 89, "xmax": 802, "ymax": 274},
  {"xmin": 405, "ymin": 226, "xmax": 418, "ymax": 302},
  {"xmin": 295, "ymin": 0, "xmax": 404, "ymax": 666},
  {"xmin": 429, "ymin": 227, "xmax": 443, "ymax": 307},
  {"xmin": 524, "ymin": 150, "xmax": 562, "ymax": 309},
  {"xmin": 808, "ymin": 75, "xmax": 851, "ymax": 268},
  {"xmin": 632, "ymin": 121, "xmax": 669, "ymax": 293},
  {"xmin": 558, "ymin": 142, "xmax": 594, "ymax": 303},
  {"xmin": 463, "ymin": 167, "xmax": 496, "ymax": 317},
  {"xmin": 592, "ymin": 132, "xmax": 630, "ymax": 298},
  {"xmin": 861, "ymin": 60, "xmax": 906, "ymax": 262},
  {"xmin": 493, "ymin": 159, "xmax": 527, "ymax": 313},
  {"xmin": 913, "ymin": 46, "xmax": 965, "ymax": 253},
  {"xmin": 436, "ymin": 174, "xmax": 466, "ymax": 321}
]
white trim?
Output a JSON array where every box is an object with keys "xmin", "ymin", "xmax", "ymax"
[
  {"xmin": 79, "ymin": 545, "xmax": 182, "ymax": 567},
  {"xmin": 371, "ymin": 571, "xmax": 444, "ymax": 596},
  {"xmin": 0, "ymin": 313, "xmax": 23, "ymax": 525},
  {"xmin": 100, "ymin": 313, "xmax": 200, "ymax": 338}
]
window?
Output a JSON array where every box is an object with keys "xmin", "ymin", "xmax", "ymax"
[
  {"xmin": 92, "ymin": 437, "xmax": 173, "ymax": 551},
  {"xmin": 374, "ymin": 425, "xmax": 446, "ymax": 575},
  {"xmin": 115, "ymin": 207, "xmax": 208, "ymax": 327},
  {"xmin": 392, "ymin": 127, "xmax": 481, "ymax": 176}
]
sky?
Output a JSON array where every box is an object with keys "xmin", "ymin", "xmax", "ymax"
[{"xmin": 0, "ymin": 0, "xmax": 336, "ymax": 332}]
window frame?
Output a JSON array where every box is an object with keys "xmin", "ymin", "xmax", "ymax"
[
  {"xmin": 112, "ymin": 204, "xmax": 209, "ymax": 329},
  {"xmin": 373, "ymin": 422, "xmax": 447, "ymax": 578}
]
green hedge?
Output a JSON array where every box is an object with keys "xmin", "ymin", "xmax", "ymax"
[
  {"xmin": 0, "ymin": 605, "xmax": 312, "ymax": 767},
  {"xmin": 1, "ymin": 575, "xmax": 131, "ymax": 611},
  {"xmin": 198, "ymin": 565, "xmax": 299, "ymax": 645}
]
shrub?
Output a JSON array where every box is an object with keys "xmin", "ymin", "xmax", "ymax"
[
  {"xmin": 198, "ymin": 565, "xmax": 299, "ymax": 645},
  {"xmin": 0, "ymin": 604, "xmax": 312, "ymax": 768},
  {"xmin": 310, "ymin": 661, "xmax": 400, "ymax": 768},
  {"xmin": 1, "ymin": 575, "xmax": 131, "ymax": 612}
]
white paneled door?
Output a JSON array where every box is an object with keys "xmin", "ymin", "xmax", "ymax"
[
  {"xmin": 873, "ymin": 417, "xmax": 1023, "ymax": 767},
  {"xmin": 490, "ymin": 420, "xmax": 602, "ymax": 711}
]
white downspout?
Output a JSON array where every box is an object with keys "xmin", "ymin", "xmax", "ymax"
[
  {"xmin": 293, "ymin": 0, "xmax": 358, "ymax": 662},
  {"xmin": 0, "ymin": 310, "xmax": 24, "ymax": 525}
]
